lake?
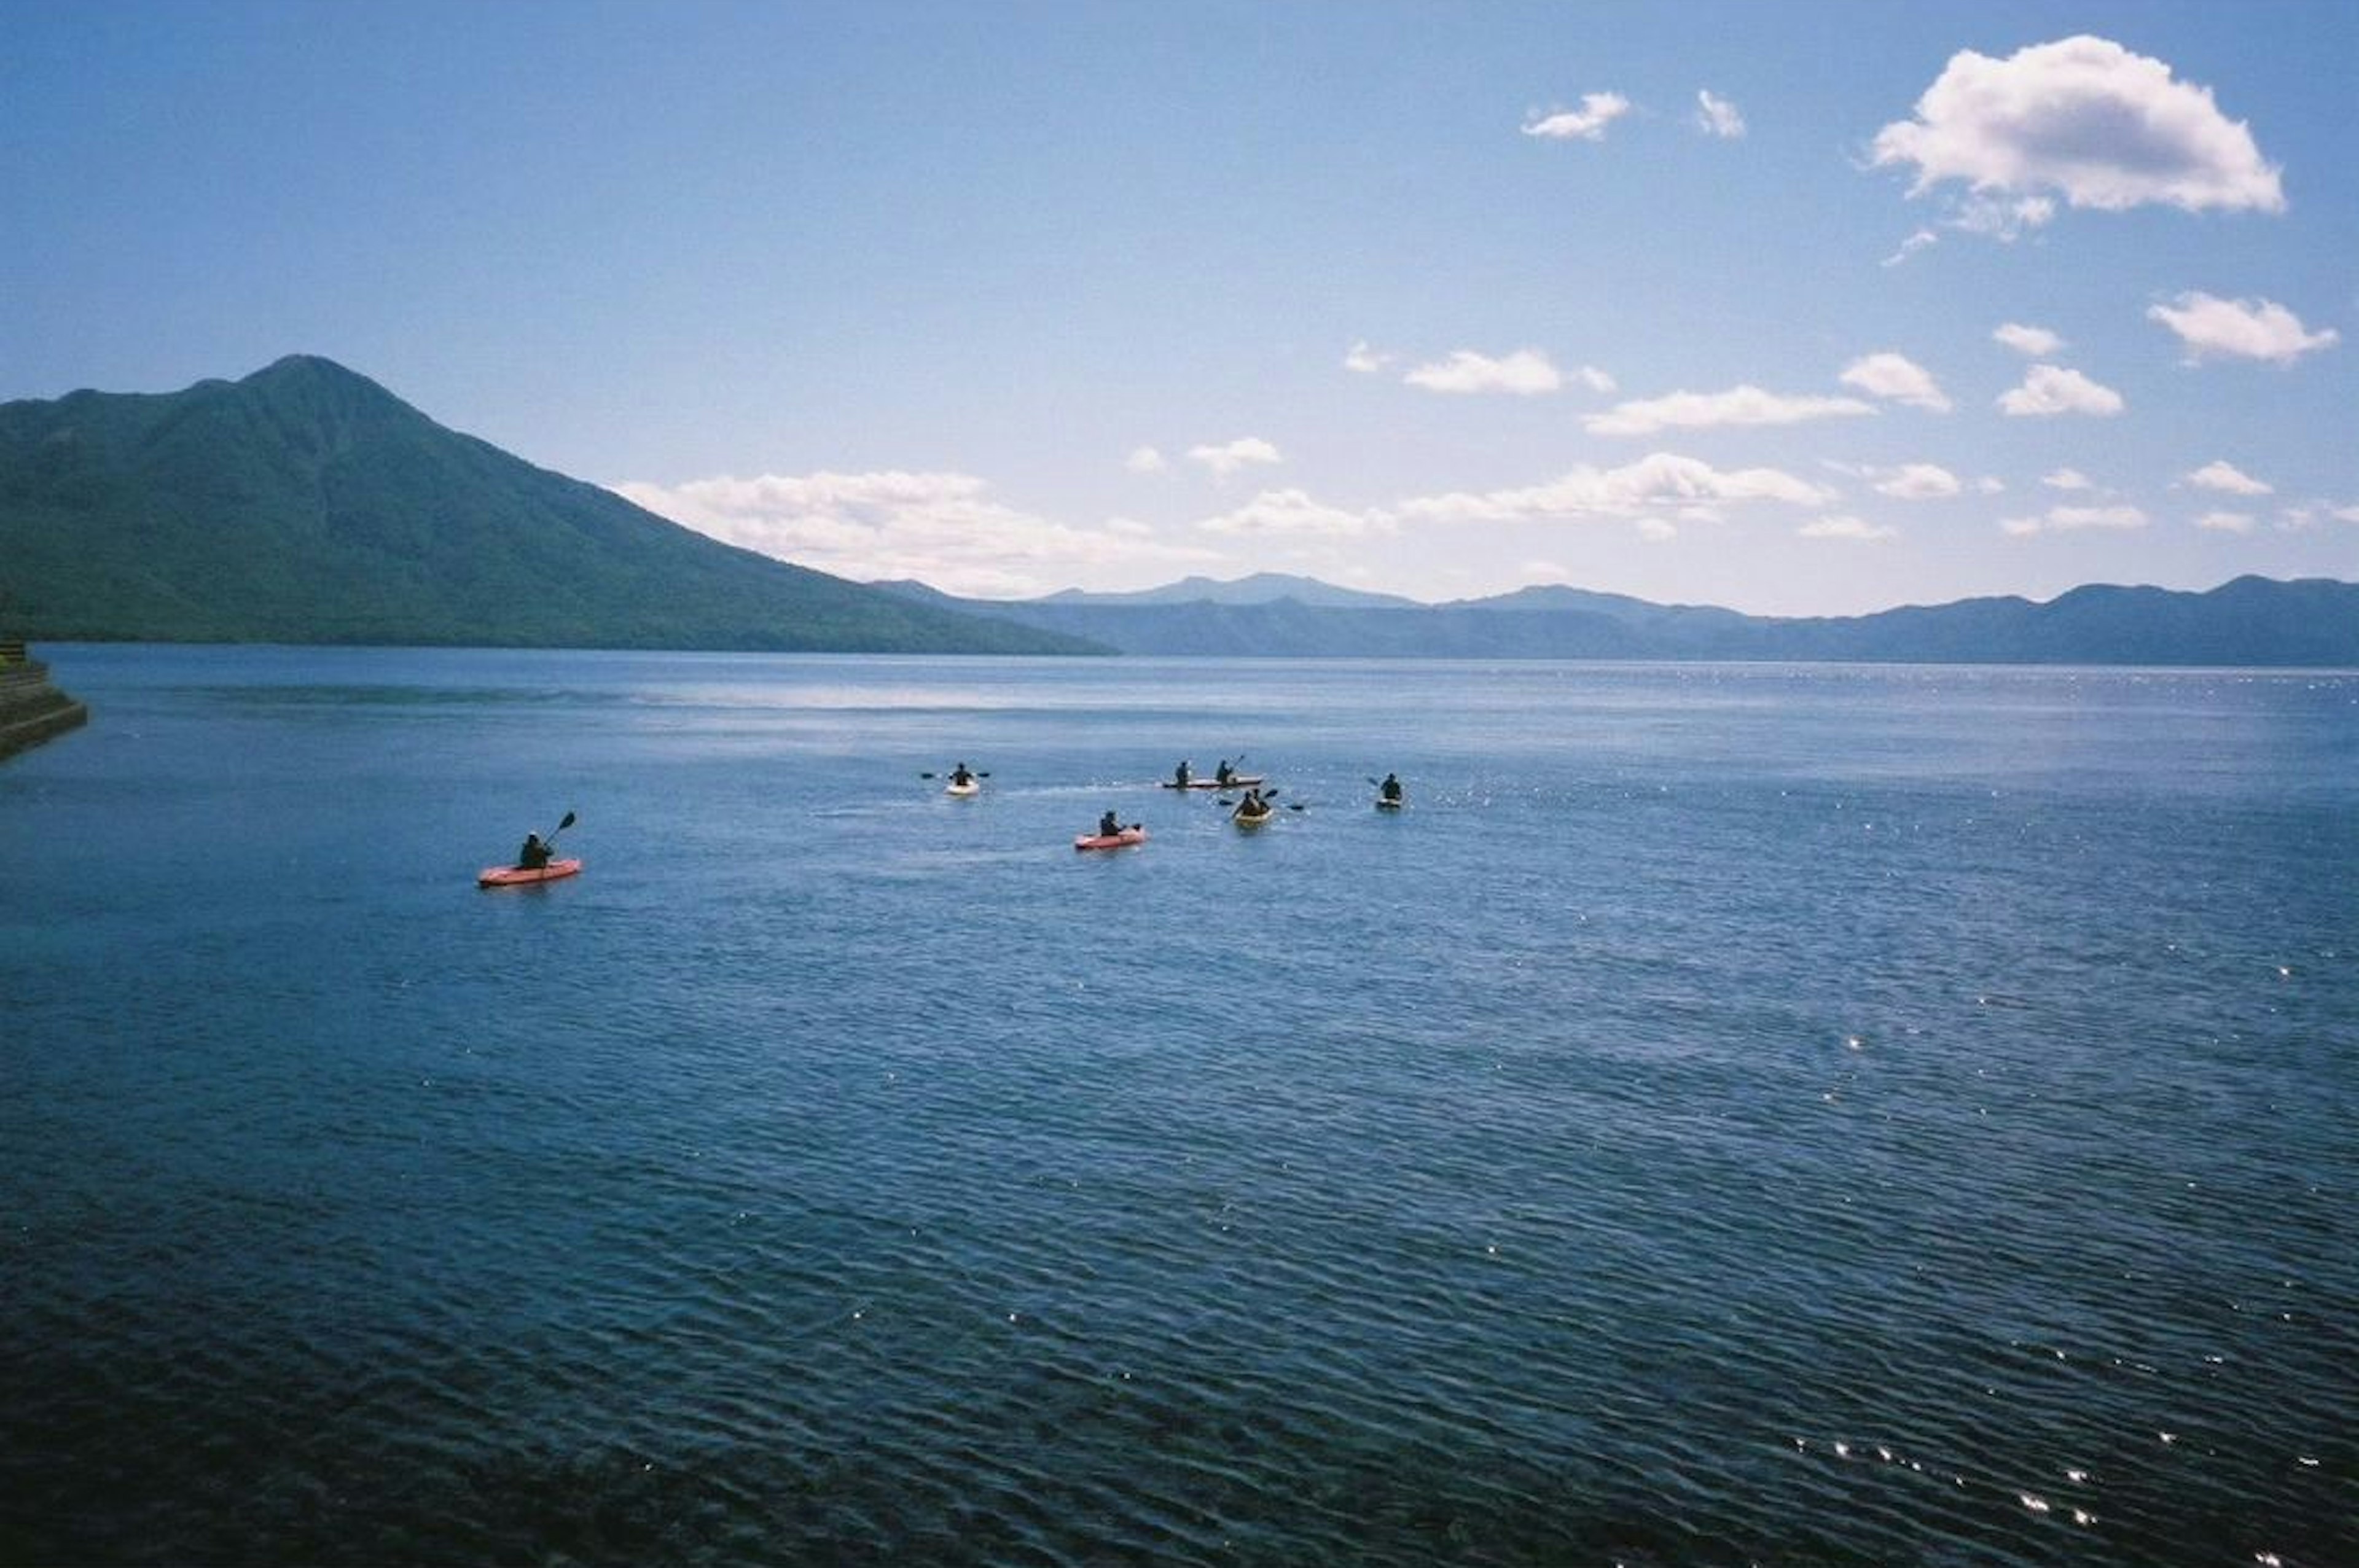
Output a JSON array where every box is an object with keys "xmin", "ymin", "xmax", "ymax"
[{"xmin": 3, "ymin": 646, "xmax": 2353, "ymax": 1566}]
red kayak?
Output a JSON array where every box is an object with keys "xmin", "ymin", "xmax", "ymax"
[
  {"xmin": 477, "ymin": 857, "xmax": 583, "ymax": 889},
  {"xmin": 1074, "ymin": 827, "xmax": 1147, "ymax": 851}
]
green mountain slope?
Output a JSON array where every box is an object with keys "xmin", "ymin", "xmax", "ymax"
[{"xmin": 0, "ymin": 357, "xmax": 1103, "ymax": 653}]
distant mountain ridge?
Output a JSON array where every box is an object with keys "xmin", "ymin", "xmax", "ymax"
[
  {"xmin": 1039, "ymin": 572, "xmax": 1421, "ymax": 610},
  {"xmin": 874, "ymin": 574, "xmax": 2359, "ymax": 666},
  {"xmin": 0, "ymin": 357, "xmax": 1101, "ymax": 653}
]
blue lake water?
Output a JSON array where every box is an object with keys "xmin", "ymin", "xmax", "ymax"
[{"xmin": 3, "ymin": 646, "xmax": 2354, "ymax": 1566}]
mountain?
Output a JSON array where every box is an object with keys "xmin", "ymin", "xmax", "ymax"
[
  {"xmin": 1035, "ymin": 573, "xmax": 1421, "ymax": 609},
  {"xmin": 874, "ymin": 574, "xmax": 2359, "ymax": 665},
  {"xmin": 0, "ymin": 357, "xmax": 1102, "ymax": 653}
]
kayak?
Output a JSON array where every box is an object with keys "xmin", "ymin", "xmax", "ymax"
[
  {"xmin": 478, "ymin": 857, "xmax": 582, "ymax": 889},
  {"xmin": 1074, "ymin": 826, "xmax": 1147, "ymax": 851},
  {"xmin": 1232, "ymin": 808, "xmax": 1274, "ymax": 828},
  {"xmin": 1160, "ymin": 775, "xmax": 1264, "ymax": 790},
  {"xmin": 945, "ymin": 779, "xmax": 981, "ymax": 796},
  {"xmin": 1375, "ymin": 796, "xmax": 1405, "ymax": 811}
]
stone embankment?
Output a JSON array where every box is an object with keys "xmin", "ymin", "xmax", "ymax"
[{"xmin": 0, "ymin": 641, "xmax": 88, "ymax": 762}]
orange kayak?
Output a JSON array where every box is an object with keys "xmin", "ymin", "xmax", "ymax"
[
  {"xmin": 1074, "ymin": 827, "xmax": 1147, "ymax": 851},
  {"xmin": 477, "ymin": 857, "xmax": 583, "ymax": 888}
]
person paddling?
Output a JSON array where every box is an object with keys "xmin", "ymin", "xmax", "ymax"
[
  {"xmin": 517, "ymin": 832, "xmax": 553, "ymax": 870},
  {"xmin": 1173, "ymin": 759, "xmax": 1192, "ymax": 788},
  {"xmin": 1098, "ymin": 809, "xmax": 1124, "ymax": 838},
  {"xmin": 950, "ymin": 762, "xmax": 976, "ymax": 787},
  {"xmin": 1379, "ymin": 772, "xmax": 1403, "ymax": 804},
  {"xmin": 1215, "ymin": 759, "xmax": 1237, "ymax": 787}
]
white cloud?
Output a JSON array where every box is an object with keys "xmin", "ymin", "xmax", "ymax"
[
  {"xmin": 1400, "ymin": 451, "xmax": 1833, "ymax": 528},
  {"xmin": 2195, "ymin": 510, "xmax": 2256, "ymax": 534},
  {"xmin": 1125, "ymin": 445, "xmax": 1167, "ymax": 475},
  {"xmin": 1695, "ymin": 90, "xmax": 1745, "ymax": 138},
  {"xmin": 1404, "ymin": 348, "xmax": 1564, "ymax": 396},
  {"xmin": 1344, "ymin": 340, "xmax": 1391, "ymax": 375},
  {"xmin": 1880, "ymin": 228, "xmax": 1939, "ymax": 267},
  {"xmin": 1998, "ymin": 364, "xmax": 2124, "ymax": 416},
  {"xmin": 2185, "ymin": 459, "xmax": 2272, "ymax": 496},
  {"xmin": 1186, "ymin": 437, "xmax": 1283, "ymax": 477},
  {"xmin": 612, "ymin": 469, "xmax": 1216, "ymax": 596},
  {"xmin": 1994, "ymin": 322, "xmax": 2065, "ymax": 357},
  {"xmin": 1872, "ymin": 463, "xmax": 1963, "ymax": 499},
  {"xmin": 1523, "ymin": 92, "xmax": 1631, "ymax": 141},
  {"xmin": 2147, "ymin": 292, "xmax": 2339, "ymax": 365},
  {"xmin": 2051, "ymin": 504, "xmax": 2146, "ymax": 529},
  {"xmin": 2333, "ymin": 504, "xmax": 2359, "ymax": 525},
  {"xmin": 1575, "ymin": 364, "xmax": 1617, "ymax": 394},
  {"xmin": 2001, "ymin": 502, "xmax": 2150, "ymax": 536},
  {"xmin": 1869, "ymin": 35, "xmax": 2285, "ymax": 227},
  {"xmin": 2042, "ymin": 467, "xmax": 2097, "ymax": 491},
  {"xmin": 1839, "ymin": 351, "xmax": 1953, "ymax": 412},
  {"xmin": 1584, "ymin": 384, "xmax": 1875, "ymax": 436},
  {"xmin": 1801, "ymin": 515, "xmax": 1898, "ymax": 541},
  {"xmin": 1195, "ymin": 488, "xmax": 1392, "ymax": 538},
  {"xmin": 1947, "ymin": 192, "xmax": 2056, "ymax": 240},
  {"xmin": 1976, "ymin": 476, "xmax": 2007, "ymax": 495}
]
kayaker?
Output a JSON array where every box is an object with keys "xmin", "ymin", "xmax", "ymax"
[
  {"xmin": 1379, "ymin": 772, "xmax": 1403, "ymax": 803},
  {"xmin": 1237, "ymin": 787, "xmax": 1268, "ymax": 818},
  {"xmin": 517, "ymin": 832, "xmax": 552, "ymax": 870},
  {"xmin": 1173, "ymin": 759, "xmax": 1192, "ymax": 787},
  {"xmin": 950, "ymin": 762, "xmax": 975, "ymax": 787},
  {"xmin": 1098, "ymin": 809, "xmax": 1124, "ymax": 838},
  {"xmin": 1215, "ymin": 759, "xmax": 1236, "ymax": 786}
]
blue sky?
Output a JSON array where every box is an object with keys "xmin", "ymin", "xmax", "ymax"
[{"xmin": 5, "ymin": 0, "xmax": 2352, "ymax": 614}]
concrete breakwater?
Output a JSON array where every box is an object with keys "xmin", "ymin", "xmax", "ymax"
[{"xmin": 0, "ymin": 642, "xmax": 88, "ymax": 762}]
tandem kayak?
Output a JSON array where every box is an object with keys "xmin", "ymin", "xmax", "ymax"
[
  {"xmin": 1074, "ymin": 826, "xmax": 1148, "ymax": 851},
  {"xmin": 477, "ymin": 857, "xmax": 583, "ymax": 889},
  {"xmin": 1232, "ymin": 808, "xmax": 1274, "ymax": 828},
  {"xmin": 1160, "ymin": 775, "xmax": 1264, "ymax": 790}
]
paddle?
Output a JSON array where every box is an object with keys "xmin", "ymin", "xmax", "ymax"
[{"xmin": 919, "ymin": 770, "xmax": 991, "ymax": 780}]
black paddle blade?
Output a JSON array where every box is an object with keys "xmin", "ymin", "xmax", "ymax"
[{"xmin": 557, "ymin": 811, "xmax": 577, "ymax": 831}]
